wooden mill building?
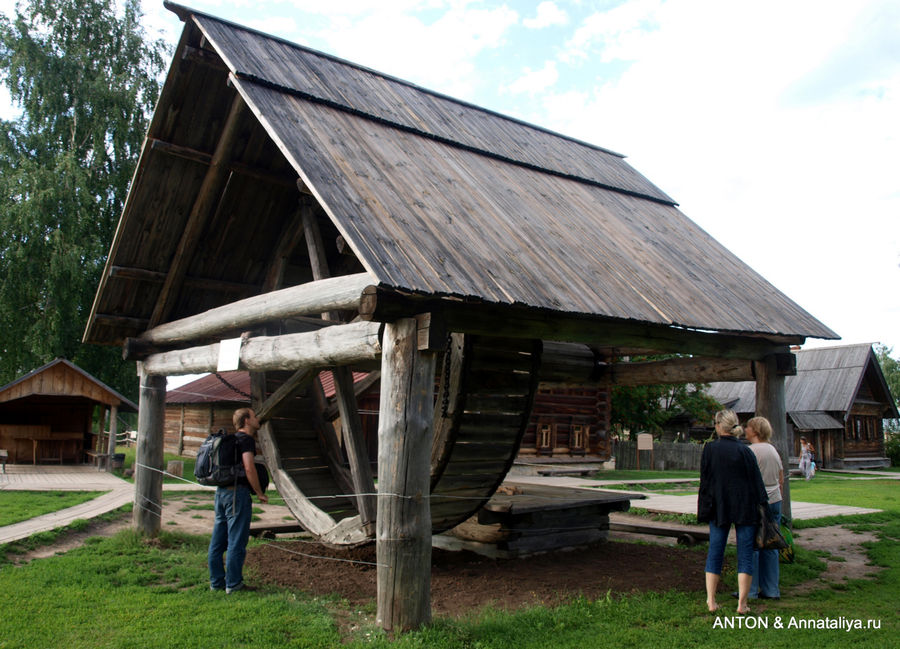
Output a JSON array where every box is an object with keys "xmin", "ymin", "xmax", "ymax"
[
  {"xmin": 83, "ymin": 3, "xmax": 837, "ymax": 630},
  {"xmin": 0, "ymin": 359, "xmax": 137, "ymax": 465},
  {"xmin": 706, "ymin": 343, "xmax": 898, "ymax": 469}
]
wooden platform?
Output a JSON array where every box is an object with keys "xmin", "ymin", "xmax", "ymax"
[{"xmin": 439, "ymin": 482, "xmax": 639, "ymax": 558}]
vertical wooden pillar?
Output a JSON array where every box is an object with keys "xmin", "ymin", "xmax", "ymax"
[
  {"xmin": 106, "ymin": 405, "xmax": 119, "ymax": 471},
  {"xmin": 376, "ymin": 319, "xmax": 437, "ymax": 633},
  {"xmin": 133, "ymin": 368, "xmax": 166, "ymax": 536},
  {"xmin": 754, "ymin": 354, "xmax": 791, "ymax": 521}
]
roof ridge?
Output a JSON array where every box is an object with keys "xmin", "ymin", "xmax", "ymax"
[{"xmin": 234, "ymin": 71, "xmax": 678, "ymax": 207}]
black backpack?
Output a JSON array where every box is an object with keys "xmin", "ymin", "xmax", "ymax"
[{"xmin": 194, "ymin": 429, "xmax": 245, "ymax": 487}]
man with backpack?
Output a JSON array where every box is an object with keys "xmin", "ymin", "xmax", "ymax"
[{"xmin": 207, "ymin": 407, "xmax": 268, "ymax": 593}]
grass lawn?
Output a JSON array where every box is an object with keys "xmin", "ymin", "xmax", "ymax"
[
  {"xmin": 0, "ymin": 491, "xmax": 107, "ymax": 526},
  {"xmin": 0, "ymin": 474, "xmax": 896, "ymax": 648}
]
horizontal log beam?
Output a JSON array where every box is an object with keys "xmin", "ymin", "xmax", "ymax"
[
  {"xmin": 141, "ymin": 320, "xmax": 382, "ymax": 376},
  {"xmin": 148, "ymin": 137, "xmax": 299, "ymax": 189},
  {"xmin": 360, "ymin": 287, "xmax": 800, "ymax": 361},
  {"xmin": 540, "ymin": 342, "xmax": 795, "ymax": 386},
  {"xmin": 109, "ymin": 265, "xmax": 258, "ymax": 294},
  {"xmin": 139, "ymin": 273, "xmax": 373, "ymax": 346},
  {"xmin": 594, "ymin": 356, "xmax": 756, "ymax": 386}
]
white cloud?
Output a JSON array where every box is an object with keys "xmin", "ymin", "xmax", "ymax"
[
  {"xmin": 523, "ymin": 1, "xmax": 568, "ymax": 29},
  {"xmin": 506, "ymin": 61, "xmax": 559, "ymax": 95},
  {"xmin": 311, "ymin": 4, "xmax": 519, "ymax": 99}
]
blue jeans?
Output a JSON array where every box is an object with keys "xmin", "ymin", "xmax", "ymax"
[
  {"xmin": 705, "ymin": 522, "xmax": 755, "ymax": 575},
  {"xmin": 208, "ymin": 485, "xmax": 252, "ymax": 591},
  {"xmin": 750, "ymin": 500, "xmax": 782, "ymax": 598}
]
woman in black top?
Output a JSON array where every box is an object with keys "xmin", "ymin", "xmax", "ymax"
[{"xmin": 698, "ymin": 409, "xmax": 768, "ymax": 614}]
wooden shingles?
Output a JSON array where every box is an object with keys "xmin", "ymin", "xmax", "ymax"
[{"xmin": 84, "ymin": 7, "xmax": 838, "ymax": 346}]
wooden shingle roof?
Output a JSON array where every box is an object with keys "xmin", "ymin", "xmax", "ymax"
[
  {"xmin": 706, "ymin": 343, "xmax": 899, "ymax": 419},
  {"xmin": 83, "ymin": 4, "xmax": 837, "ymax": 347},
  {"xmin": 0, "ymin": 358, "xmax": 138, "ymax": 411}
]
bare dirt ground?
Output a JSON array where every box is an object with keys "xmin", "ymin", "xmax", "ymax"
[{"xmin": 11, "ymin": 492, "xmax": 883, "ymax": 617}]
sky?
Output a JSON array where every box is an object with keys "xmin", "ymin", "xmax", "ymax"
[{"xmin": 1, "ymin": 0, "xmax": 898, "ymax": 373}]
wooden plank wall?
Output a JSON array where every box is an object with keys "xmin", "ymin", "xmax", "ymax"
[
  {"xmin": 163, "ymin": 404, "xmax": 237, "ymax": 457},
  {"xmin": 0, "ymin": 364, "xmax": 112, "ymax": 405}
]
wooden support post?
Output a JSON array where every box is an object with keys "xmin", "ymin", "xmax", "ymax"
[
  {"xmin": 133, "ymin": 369, "xmax": 166, "ymax": 536},
  {"xmin": 755, "ymin": 354, "xmax": 791, "ymax": 521},
  {"xmin": 106, "ymin": 405, "xmax": 119, "ymax": 471},
  {"xmin": 377, "ymin": 319, "xmax": 437, "ymax": 633},
  {"xmin": 302, "ymin": 196, "xmax": 378, "ymax": 534},
  {"xmin": 334, "ymin": 366, "xmax": 377, "ymax": 531}
]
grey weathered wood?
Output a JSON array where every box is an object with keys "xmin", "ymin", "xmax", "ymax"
[
  {"xmin": 140, "ymin": 320, "xmax": 382, "ymax": 376},
  {"xmin": 149, "ymin": 94, "xmax": 248, "ymax": 327},
  {"xmin": 376, "ymin": 319, "xmax": 437, "ymax": 632},
  {"xmin": 255, "ymin": 368, "xmax": 314, "ymax": 423},
  {"xmin": 105, "ymin": 405, "xmax": 119, "ymax": 471},
  {"xmin": 361, "ymin": 288, "xmax": 801, "ymax": 359},
  {"xmin": 592, "ymin": 356, "xmax": 756, "ymax": 386},
  {"xmin": 133, "ymin": 370, "xmax": 166, "ymax": 536},
  {"xmin": 302, "ymin": 197, "xmax": 377, "ymax": 533},
  {"xmin": 333, "ymin": 366, "xmax": 377, "ymax": 531},
  {"xmin": 755, "ymin": 354, "xmax": 791, "ymax": 521},
  {"xmin": 540, "ymin": 342, "xmax": 760, "ymax": 385},
  {"xmin": 139, "ymin": 273, "xmax": 372, "ymax": 346},
  {"xmin": 321, "ymin": 371, "xmax": 381, "ymax": 421}
]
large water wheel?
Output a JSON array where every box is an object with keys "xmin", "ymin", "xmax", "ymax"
[{"xmin": 255, "ymin": 333, "xmax": 541, "ymax": 546}]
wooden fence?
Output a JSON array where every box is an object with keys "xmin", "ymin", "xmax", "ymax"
[{"xmin": 613, "ymin": 439, "xmax": 704, "ymax": 471}]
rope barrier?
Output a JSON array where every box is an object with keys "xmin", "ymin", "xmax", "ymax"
[
  {"xmin": 262, "ymin": 542, "xmax": 388, "ymax": 568},
  {"xmin": 134, "ymin": 462, "xmax": 637, "ymax": 504}
]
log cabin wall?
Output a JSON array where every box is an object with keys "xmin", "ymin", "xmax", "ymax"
[
  {"xmin": 163, "ymin": 402, "xmax": 247, "ymax": 456},
  {"xmin": 520, "ymin": 385, "xmax": 611, "ymax": 458}
]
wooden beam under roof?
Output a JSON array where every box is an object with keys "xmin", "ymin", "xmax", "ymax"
[
  {"xmin": 360, "ymin": 287, "xmax": 803, "ymax": 360},
  {"xmin": 149, "ymin": 92, "xmax": 249, "ymax": 328},
  {"xmin": 148, "ymin": 138, "xmax": 300, "ymax": 189}
]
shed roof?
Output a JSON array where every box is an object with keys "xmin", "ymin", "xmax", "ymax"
[
  {"xmin": 706, "ymin": 343, "xmax": 899, "ymax": 420},
  {"xmin": 165, "ymin": 370, "xmax": 368, "ymax": 404},
  {"xmin": 0, "ymin": 358, "xmax": 138, "ymax": 411},
  {"xmin": 83, "ymin": 4, "xmax": 837, "ymax": 347},
  {"xmin": 166, "ymin": 371, "xmax": 250, "ymax": 405}
]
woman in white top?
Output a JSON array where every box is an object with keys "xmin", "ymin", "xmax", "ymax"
[
  {"xmin": 799, "ymin": 436, "xmax": 816, "ymax": 480},
  {"xmin": 746, "ymin": 416, "xmax": 783, "ymax": 600}
]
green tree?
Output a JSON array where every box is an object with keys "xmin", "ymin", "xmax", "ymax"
[
  {"xmin": 610, "ymin": 355, "xmax": 721, "ymax": 438},
  {"xmin": 0, "ymin": 0, "xmax": 167, "ymax": 397},
  {"xmin": 875, "ymin": 344, "xmax": 900, "ymax": 434}
]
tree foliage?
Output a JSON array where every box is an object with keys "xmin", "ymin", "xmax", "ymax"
[
  {"xmin": 875, "ymin": 344, "xmax": 900, "ymax": 434},
  {"xmin": 610, "ymin": 355, "xmax": 721, "ymax": 438},
  {"xmin": 0, "ymin": 0, "xmax": 167, "ymax": 396}
]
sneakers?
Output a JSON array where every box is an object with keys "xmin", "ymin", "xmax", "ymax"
[{"xmin": 225, "ymin": 583, "xmax": 258, "ymax": 594}]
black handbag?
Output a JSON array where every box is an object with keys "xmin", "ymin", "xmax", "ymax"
[{"xmin": 755, "ymin": 504, "xmax": 789, "ymax": 550}]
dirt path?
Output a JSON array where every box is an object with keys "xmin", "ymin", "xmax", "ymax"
[{"xmin": 788, "ymin": 525, "xmax": 882, "ymax": 595}]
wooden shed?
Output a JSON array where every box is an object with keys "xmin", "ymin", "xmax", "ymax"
[
  {"xmin": 82, "ymin": 3, "xmax": 837, "ymax": 630},
  {"xmin": 0, "ymin": 359, "xmax": 137, "ymax": 465},
  {"xmin": 706, "ymin": 343, "xmax": 898, "ymax": 469},
  {"xmin": 164, "ymin": 371, "xmax": 251, "ymax": 456}
]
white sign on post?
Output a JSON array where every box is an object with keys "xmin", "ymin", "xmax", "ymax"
[{"xmin": 217, "ymin": 338, "xmax": 243, "ymax": 372}]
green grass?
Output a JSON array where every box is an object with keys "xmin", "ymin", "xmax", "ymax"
[
  {"xmin": 0, "ymin": 491, "xmax": 107, "ymax": 526},
  {"xmin": 0, "ymin": 476, "xmax": 897, "ymax": 647},
  {"xmin": 788, "ymin": 475, "xmax": 899, "ymax": 512}
]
